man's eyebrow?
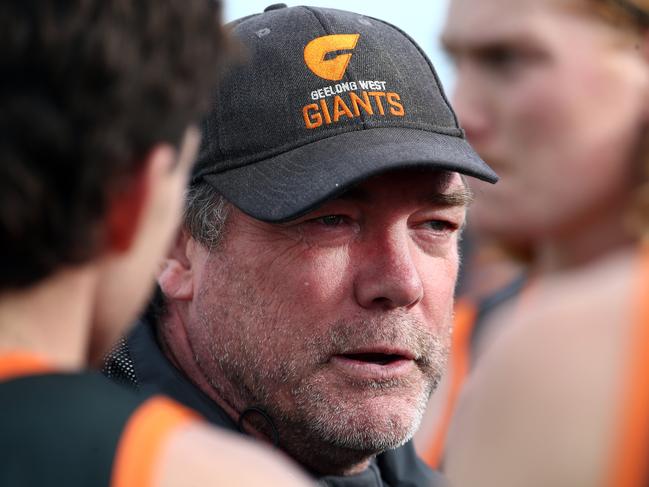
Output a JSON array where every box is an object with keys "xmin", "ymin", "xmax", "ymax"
[
  {"xmin": 337, "ymin": 185, "xmax": 474, "ymax": 207},
  {"xmin": 336, "ymin": 187, "xmax": 370, "ymax": 202},
  {"xmin": 428, "ymin": 187, "xmax": 474, "ymax": 207},
  {"xmin": 442, "ymin": 31, "xmax": 537, "ymax": 59}
]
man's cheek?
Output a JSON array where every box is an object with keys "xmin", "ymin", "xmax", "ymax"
[
  {"xmin": 422, "ymin": 255, "xmax": 458, "ymax": 290},
  {"xmin": 421, "ymin": 271, "xmax": 456, "ymax": 321},
  {"xmin": 282, "ymin": 252, "xmax": 353, "ymax": 305}
]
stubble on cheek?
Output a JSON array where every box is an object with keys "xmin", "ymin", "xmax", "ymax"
[
  {"xmin": 190, "ymin": 260, "xmax": 311, "ymax": 409},
  {"xmin": 191, "ymin": 252, "xmax": 453, "ymax": 454}
]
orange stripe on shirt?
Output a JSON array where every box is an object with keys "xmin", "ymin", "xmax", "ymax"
[
  {"xmin": 111, "ymin": 396, "xmax": 200, "ymax": 487},
  {"xmin": 0, "ymin": 352, "xmax": 52, "ymax": 381},
  {"xmin": 423, "ymin": 298, "xmax": 478, "ymax": 469},
  {"xmin": 606, "ymin": 246, "xmax": 649, "ymax": 487}
]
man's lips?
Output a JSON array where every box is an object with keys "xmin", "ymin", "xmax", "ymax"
[
  {"xmin": 335, "ymin": 346, "xmax": 415, "ymax": 362},
  {"xmin": 329, "ymin": 346, "xmax": 417, "ymax": 380}
]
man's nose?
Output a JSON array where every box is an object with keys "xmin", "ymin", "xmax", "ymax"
[
  {"xmin": 452, "ymin": 69, "xmax": 490, "ymax": 147},
  {"xmin": 354, "ymin": 229, "xmax": 424, "ymax": 310}
]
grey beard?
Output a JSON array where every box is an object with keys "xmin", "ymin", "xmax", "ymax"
[{"xmin": 203, "ymin": 312, "xmax": 448, "ymax": 456}]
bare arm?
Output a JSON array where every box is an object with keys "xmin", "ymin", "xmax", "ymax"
[{"xmin": 157, "ymin": 422, "xmax": 313, "ymax": 487}]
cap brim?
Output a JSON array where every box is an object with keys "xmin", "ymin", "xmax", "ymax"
[{"xmin": 203, "ymin": 127, "xmax": 498, "ymax": 222}]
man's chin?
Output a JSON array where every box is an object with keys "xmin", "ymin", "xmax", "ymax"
[
  {"xmin": 264, "ymin": 387, "xmax": 427, "ymax": 474},
  {"xmin": 301, "ymin": 393, "xmax": 425, "ymax": 451},
  {"xmin": 318, "ymin": 413, "xmax": 418, "ymax": 453}
]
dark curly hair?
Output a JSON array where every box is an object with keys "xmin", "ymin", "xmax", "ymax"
[{"xmin": 0, "ymin": 0, "xmax": 226, "ymax": 290}]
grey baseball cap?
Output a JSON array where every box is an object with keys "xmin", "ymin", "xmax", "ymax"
[{"xmin": 194, "ymin": 4, "xmax": 497, "ymax": 222}]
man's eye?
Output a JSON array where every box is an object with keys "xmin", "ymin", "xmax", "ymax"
[
  {"xmin": 487, "ymin": 48, "xmax": 516, "ymax": 64},
  {"xmin": 477, "ymin": 47, "xmax": 522, "ymax": 73},
  {"xmin": 426, "ymin": 220, "xmax": 455, "ymax": 233},
  {"xmin": 317, "ymin": 215, "xmax": 344, "ymax": 226},
  {"xmin": 477, "ymin": 46, "xmax": 544, "ymax": 78}
]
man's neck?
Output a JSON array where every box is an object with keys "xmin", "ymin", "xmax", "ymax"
[
  {"xmin": 158, "ymin": 304, "xmax": 255, "ymax": 431},
  {"xmin": 535, "ymin": 200, "xmax": 635, "ymax": 273},
  {"xmin": 0, "ymin": 267, "xmax": 97, "ymax": 370}
]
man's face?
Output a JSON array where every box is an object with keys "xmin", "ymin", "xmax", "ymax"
[
  {"xmin": 443, "ymin": 0, "xmax": 647, "ymax": 247},
  {"xmin": 184, "ymin": 169, "xmax": 469, "ymax": 471}
]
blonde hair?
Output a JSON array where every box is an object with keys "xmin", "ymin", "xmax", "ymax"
[{"xmin": 588, "ymin": 0, "xmax": 649, "ymax": 29}]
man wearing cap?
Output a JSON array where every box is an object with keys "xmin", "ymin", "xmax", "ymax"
[{"xmin": 105, "ymin": 4, "xmax": 496, "ymax": 485}]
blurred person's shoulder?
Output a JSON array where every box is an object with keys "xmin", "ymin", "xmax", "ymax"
[
  {"xmin": 472, "ymin": 246, "xmax": 637, "ymax": 361},
  {"xmin": 446, "ymin": 246, "xmax": 640, "ymax": 487}
]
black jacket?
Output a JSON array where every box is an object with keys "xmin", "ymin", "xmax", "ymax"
[{"xmin": 104, "ymin": 319, "xmax": 445, "ymax": 487}]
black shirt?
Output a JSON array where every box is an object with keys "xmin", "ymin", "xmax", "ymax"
[
  {"xmin": 1, "ymin": 372, "xmax": 146, "ymax": 486},
  {"xmin": 104, "ymin": 319, "xmax": 445, "ymax": 487}
]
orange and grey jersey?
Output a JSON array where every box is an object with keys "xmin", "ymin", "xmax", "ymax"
[
  {"xmin": 422, "ymin": 274, "xmax": 527, "ymax": 469},
  {"xmin": 0, "ymin": 353, "xmax": 198, "ymax": 487},
  {"xmin": 606, "ymin": 249, "xmax": 649, "ymax": 487}
]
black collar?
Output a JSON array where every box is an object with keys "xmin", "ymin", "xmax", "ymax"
[{"xmin": 127, "ymin": 319, "xmax": 238, "ymax": 429}]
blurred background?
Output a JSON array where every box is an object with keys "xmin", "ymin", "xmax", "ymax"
[{"xmin": 223, "ymin": 1, "xmax": 454, "ymax": 90}]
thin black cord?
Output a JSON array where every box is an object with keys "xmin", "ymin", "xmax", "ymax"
[{"xmin": 238, "ymin": 406, "xmax": 280, "ymax": 447}]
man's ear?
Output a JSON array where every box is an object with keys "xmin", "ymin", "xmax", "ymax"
[
  {"xmin": 105, "ymin": 144, "xmax": 177, "ymax": 253},
  {"xmin": 158, "ymin": 228, "xmax": 194, "ymax": 301}
]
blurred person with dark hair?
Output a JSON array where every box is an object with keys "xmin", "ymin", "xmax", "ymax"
[
  {"xmin": 418, "ymin": 0, "xmax": 649, "ymax": 485},
  {"xmin": 0, "ymin": 1, "xmax": 311, "ymax": 485}
]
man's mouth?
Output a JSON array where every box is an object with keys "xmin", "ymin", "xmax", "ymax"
[
  {"xmin": 339, "ymin": 352, "xmax": 407, "ymax": 366},
  {"xmin": 329, "ymin": 347, "xmax": 416, "ymax": 380}
]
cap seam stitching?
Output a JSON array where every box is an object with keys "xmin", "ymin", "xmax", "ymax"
[
  {"xmin": 366, "ymin": 15, "xmax": 463, "ymax": 132},
  {"xmin": 217, "ymin": 13, "xmax": 267, "ymax": 162},
  {"xmin": 302, "ymin": 7, "xmax": 369, "ymax": 130}
]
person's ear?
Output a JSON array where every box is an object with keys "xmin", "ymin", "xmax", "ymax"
[
  {"xmin": 636, "ymin": 31, "xmax": 649, "ymax": 117},
  {"xmin": 105, "ymin": 144, "xmax": 177, "ymax": 253},
  {"xmin": 158, "ymin": 228, "xmax": 195, "ymax": 301}
]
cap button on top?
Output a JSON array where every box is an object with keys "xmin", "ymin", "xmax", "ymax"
[{"xmin": 264, "ymin": 3, "xmax": 287, "ymax": 12}]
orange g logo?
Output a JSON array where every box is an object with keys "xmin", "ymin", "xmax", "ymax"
[{"xmin": 304, "ymin": 34, "xmax": 360, "ymax": 81}]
